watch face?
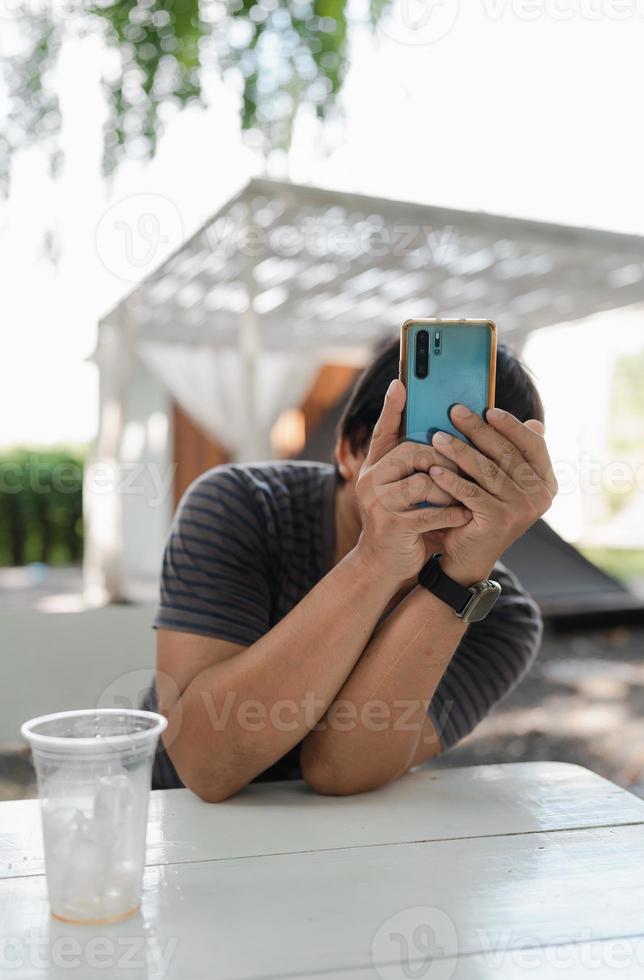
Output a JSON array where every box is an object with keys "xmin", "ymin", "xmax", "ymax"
[{"xmin": 462, "ymin": 582, "xmax": 502, "ymax": 623}]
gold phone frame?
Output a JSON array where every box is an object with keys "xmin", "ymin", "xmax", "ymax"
[{"xmin": 399, "ymin": 317, "xmax": 498, "ymax": 439}]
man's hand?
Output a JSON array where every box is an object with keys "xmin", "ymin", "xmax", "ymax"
[
  {"xmin": 354, "ymin": 380, "xmax": 472, "ymax": 588},
  {"xmin": 428, "ymin": 404, "xmax": 558, "ymax": 586}
]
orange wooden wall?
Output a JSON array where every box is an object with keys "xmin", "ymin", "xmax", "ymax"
[{"xmin": 171, "ymin": 364, "xmax": 359, "ymax": 509}]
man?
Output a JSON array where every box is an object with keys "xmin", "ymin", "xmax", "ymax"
[{"xmin": 144, "ymin": 340, "xmax": 556, "ymax": 800}]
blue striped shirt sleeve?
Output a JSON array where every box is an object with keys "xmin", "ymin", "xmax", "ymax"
[
  {"xmin": 426, "ymin": 562, "xmax": 542, "ymax": 751},
  {"xmin": 154, "ymin": 466, "xmax": 272, "ymax": 647}
]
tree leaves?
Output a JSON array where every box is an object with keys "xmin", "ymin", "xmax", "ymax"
[{"xmin": 0, "ymin": 0, "xmax": 392, "ymax": 190}]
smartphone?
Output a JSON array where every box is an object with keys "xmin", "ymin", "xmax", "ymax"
[{"xmin": 400, "ymin": 318, "xmax": 497, "ymax": 445}]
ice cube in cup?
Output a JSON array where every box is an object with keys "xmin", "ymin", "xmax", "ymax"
[
  {"xmin": 21, "ymin": 708, "xmax": 167, "ymax": 924},
  {"xmin": 94, "ymin": 772, "xmax": 135, "ymax": 828},
  {"xmin": 54, "ymin": 822, "xmax": 112, "ymax": 921}
]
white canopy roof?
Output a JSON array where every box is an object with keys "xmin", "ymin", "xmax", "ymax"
[
  {"xmin": 101, "ymin": 176, "xmax": 644, "ymax": 353},
  {"xmin": 88, "ymin": 179, "xmax": 644, "ymax": 602}
]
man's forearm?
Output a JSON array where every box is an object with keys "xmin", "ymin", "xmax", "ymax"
[
  {"xmin": 165, "ymin": 547, "xmax": 399, "ymax": 801},
  {"xmin": 299, "ymin": 585, "xmax": 467, "ymax": 795}
]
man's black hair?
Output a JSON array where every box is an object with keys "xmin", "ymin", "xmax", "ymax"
[{"xmin": 337, "ymin": 336, "xmax": 544, "ymax": 460}]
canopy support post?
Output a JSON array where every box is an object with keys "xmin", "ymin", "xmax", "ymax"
[
  {"xmin": 237, "ymin": 200, "xmax": 271, "ymax": 462},
  {"xmin": 83, "ymin": 306, "xmax": 134, "ymax": 604}
]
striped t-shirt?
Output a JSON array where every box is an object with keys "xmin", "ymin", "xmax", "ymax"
[{"xmin": 144, "ymin": 461, "xmax": 542, "ymax": 788}]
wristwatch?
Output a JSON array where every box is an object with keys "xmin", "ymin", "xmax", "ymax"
[{"xmin": 418, "ymin": 553, "xmax": 502, "ymax": 623}]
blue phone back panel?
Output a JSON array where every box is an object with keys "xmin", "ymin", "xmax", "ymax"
[{"xmin": 404, "ymin": 323, "xmax": 493, "ymax": 444}]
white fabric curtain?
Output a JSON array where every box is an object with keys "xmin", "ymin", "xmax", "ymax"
[
  {"xmin": 83, "ymin": 318, "xmax": 133, "ymax": 603},
  {"xmin": 138, "ymin": 341, "xmax": 320, "ymax": 459}
]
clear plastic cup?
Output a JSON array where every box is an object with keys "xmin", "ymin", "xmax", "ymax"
[{"xmin": 21, "ymin": 708, "xmax": 167, "ymax": 925}]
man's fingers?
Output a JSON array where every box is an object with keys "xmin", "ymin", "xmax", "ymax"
[
  {"xmin": 485, "ymin": 408, "xmax": 557, "ymax": 493},
  {"xmin": 380, "ymin": 472, "xmax": 454, "ymax": 509},
  {"xmin": 431, "ymin": 430, "xmax": 514, "ymax": 499},
  {"xmin": 365, "ymin": 379, "xmax": 406, "ymax": 466},
  {"xmin": 400, "ymin": 503, "xmax": 472, "ymax": 533},
  {"xmin": 375, "ymin": 440, "xmax": 457, "ymax": 484},
  {"xmin": 448, "ymin": 405, "xmax": 536, "ymax": 490},
  {"xmin": 429, "ymin": 464, "xmax": 493, "ymax": 513}
]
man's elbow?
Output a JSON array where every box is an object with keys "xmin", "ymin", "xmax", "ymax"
[
  {"xmin": 183, "ymin": 778, "xmax": 246, "ymax": 803},
  {"xmin": 302, "ymin": 763, "xmax": 353, "ymax": 796},
  {"xmin": 172, "ymin": 754, "xmax": 248, "ymax": 804},
  {"xmin": 301, "ymin": 756, "xmax": 399, "ymax": 797}
]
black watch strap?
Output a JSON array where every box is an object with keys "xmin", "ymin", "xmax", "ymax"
[{"xmin": 417, "ymin": 553, "xmax": 473, "ymax": 616}]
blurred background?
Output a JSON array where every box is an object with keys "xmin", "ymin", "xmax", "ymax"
[{"xmin": 2, "ymin": 0, "xmax": 644, "ymax": 799}]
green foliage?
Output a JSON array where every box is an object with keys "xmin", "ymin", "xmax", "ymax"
[
  {"xmin": 0, "ymin": 12, "xmax": 64, "ymax": 193},
  {"xmin": 580, "ymin": 546, "xmax": 644, "ymax": 586},
  {"xmin": 0, "ymin": 450, "xmax": 84, "ymax": 566},
  {"xmin": 97, "ymin": 0, "xmax": 203, "ymax": 173},
  {"xmin": 0, "ymin": 0, "xmax": 390, "ymax": 190},
  {"xmin": 610, "ymin": 350, "xmax": 644, "ymax": 446},
  {"xmin": 607, "ymin": 350, "xmax": 644, "ymax": 515}
]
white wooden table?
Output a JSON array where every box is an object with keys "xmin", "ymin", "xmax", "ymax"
[{"xmin": 2, "ymin": 762, "xmax": 644, "ymax": 979}]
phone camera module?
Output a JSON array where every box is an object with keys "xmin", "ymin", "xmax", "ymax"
[{"xmin": 415, "ymin": 330, "xmax": 429, "ymax": 379}]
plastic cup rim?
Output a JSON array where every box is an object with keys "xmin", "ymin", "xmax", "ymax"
[{"xmin": 21, "ymin": 707, "xmax": 168, "ymax": 751}]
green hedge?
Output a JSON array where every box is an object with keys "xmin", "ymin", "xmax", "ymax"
[{"xmin": 0, "ymin": 450, "xmax": 84, "ymax": 566}]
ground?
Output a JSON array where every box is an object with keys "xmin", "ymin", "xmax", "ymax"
[
  {"xmin": 2, "ymin": 604, "xmax": 644, "ymax": 800},
  {"xmin": 434, "ymin": 622, "xmax": 644, "ymax": 797}
]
